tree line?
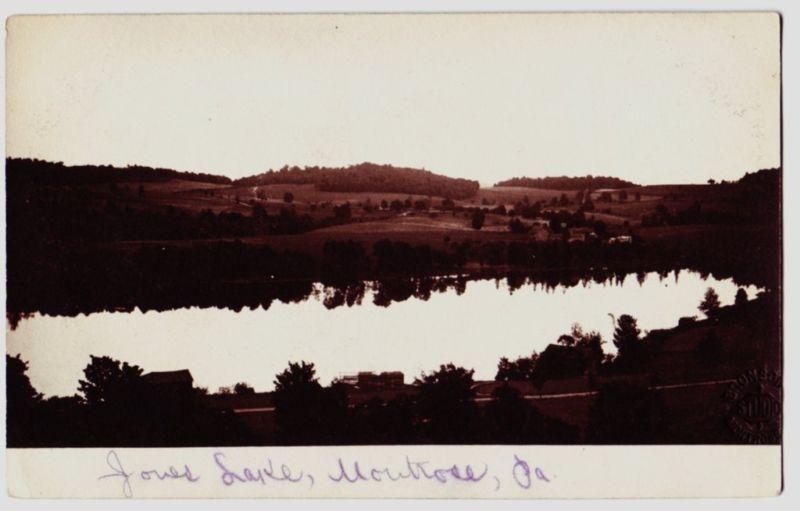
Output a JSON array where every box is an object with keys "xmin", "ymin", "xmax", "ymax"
[
  {"xmin": 7, "ymin": 228, "xmax": 778, "ymax": 322},
  {"xmin": 6, "ymin": 158, "xmax": 232, "ymax": 186},
  {"xmin": 495, "ymin": 175, "xmax": 637, "ymax": 190},
  {"xmin": 233, "ymin": 162, "xmax": 480, "ymax": 199}
]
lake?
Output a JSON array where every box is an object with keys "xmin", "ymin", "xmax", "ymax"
[{"xmin": 6, "ymin": 269, "xmax": 759, "ymax": 397}]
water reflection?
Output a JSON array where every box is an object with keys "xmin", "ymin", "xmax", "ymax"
[
  {"xmin": 6, "ymin": 266, "xmax": 763, "ymax": 329},
  {"xmin": 7, "ymin": 270, "xmax": 761, "ymax": 398}
]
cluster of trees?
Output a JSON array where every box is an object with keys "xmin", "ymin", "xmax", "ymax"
[
  {"xmin": 496, "ymin": 324, "xmax": 605, "ymax": 387},
  {"xmin": 473, "ymin": 196, "xmax": 571, "ymax": 219},
  {"xmin": 542, "ymin": 208, "xmax": 612, "ymax": 235},
  {"xmin": 511, "ymin": 198, "xmax": 543, "ymax": 218},
  {"xmin": 372, "ymin": 239, "xmax": 450, "ymax": 275},
  {"xmin": 595, "ymin": 189, "xmax": 640, "ymax": 204},
  {"xmin": 234, "ymin": 162, "xmax": 480, "ymax": 199},
  {"xmin": 6, "ymin": 158, "xmax": 231, "ymax": 186},
  {"xmin": 350, "ymin": 196, "xmax": 437, "ymax": 213},
  {"xmin": 463, "ymin": 200, "xmax": 611, "ymax": 236},
  {"xmin": 7, "ymin": 355, "xmax": 252, "ymax": 447},
  {"xmin": 495, "ymin": 316, "xmax": 650, "ymax": 387},
  {"xmin": 495, "ymin": 285, "xmax": 755, "ymax": 385},
  {"xmin": 495, "ymin": 175, "xmax": 636, "ymax": 190},
  {"xmin": 501, "ymin": 208, "xmax": 612, "ymax": 236},
  {"xmin": 217, "ymin": 382, "xmax": 257, "ymax": 395}
]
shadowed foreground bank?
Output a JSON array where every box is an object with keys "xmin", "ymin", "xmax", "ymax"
[{"xmin": 7, "ymin": 292, "xmax": 780, "ymax": 447}]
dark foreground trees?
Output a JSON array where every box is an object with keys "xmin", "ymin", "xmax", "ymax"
[
  {"xmin": 611, "ymin": 314, "xmax": 646, "ymax": 372},
  {"xmin": 78, "ymin": 355, "xmax": 144, "ymax": 407},
  {"xmin": 586, "ymin": 380, "xmax": 667, "ymax": 443},
  {"xmin": 6, "ymin": 354, "xmax": 253, "ymax": 447},
  {"xmin": 272, "ymin": 361, "xmax": 349, "ymax": 445},
  {"xmin": 485, "ymin": 384, "xmax": 578, "ymax": 443},
  {"xmin": 8, "ymin": 288, "xmax": 774, "ymax": 447},
  {"xmin": 6, "ymin": 354, "xmax": 42, "ymax": 447},
  {"xmin": 248, "ymin": 361, "xmax": 578, "ymax": 445},
  {"xmin": 415, "ymin": 364, "xmax": 480, "ymax": 443},
  {"xmin": 8, "ymin": 355, "xmax": 579, "ymax": 446},
  {"xmin": 494, "ymin": 324, "xmax": 604, "ymax": 389},
  {"xmin": 699, "ymin": 287, "xmax": 721, "ymax": 318}
]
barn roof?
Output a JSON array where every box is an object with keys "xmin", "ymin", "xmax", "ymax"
[{"xmin": 143, "ymin": 369, "xmax": 194, "ymax": 385}]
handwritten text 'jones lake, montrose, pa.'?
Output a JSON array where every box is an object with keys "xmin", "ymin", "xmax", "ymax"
[{"xmin": 98, "ymin": 449, "xmax": 552, "ymax": 497}]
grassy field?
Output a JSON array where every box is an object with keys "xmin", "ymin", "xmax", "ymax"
[
  {"xmin": 87, "ymin": 179, "xmax": 249, "ymax": 214},
  {"xmin": 221, "ymin": 183, "xmax": 438, "ymax": 205},
  {"xmin": 465, "ymin": 186, "xmax": 572, "ymax": 206},
  {"xmin": 84, "ymin": 177, "xmax": 752, "ymax": 258}
]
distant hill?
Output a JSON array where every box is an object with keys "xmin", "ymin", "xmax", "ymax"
[
  {"xmin": 5, "ymin": 158, "xmax": 232, "ymax": 186},
  {"xmin": 737, "ymin": 167, "xmax": 780, "ymax": 189},
  {"xmin": 235, "ymin": 162, "xmax": 480, "ymax": 200},
  {"xmin": 494, "ymin": 175, "xmax": 637, "ymax": 190},
  {"xmin": 734, "ymin": 167, "xmax": 781, "ymax": 224}
]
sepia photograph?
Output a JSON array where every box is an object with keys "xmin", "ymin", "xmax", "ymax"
[{"xmin": 2, "ymin": 8, "xmax": 786, "ymax": 500}]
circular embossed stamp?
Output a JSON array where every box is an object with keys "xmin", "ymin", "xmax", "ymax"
[{"xmin": 724, "ymin": 368, "xmax": 782, "ymax": 444}]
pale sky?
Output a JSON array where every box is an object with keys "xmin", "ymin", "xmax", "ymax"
[{"xmin": 6, "ymin": 13, "xmax": 781, "ymax": 185}]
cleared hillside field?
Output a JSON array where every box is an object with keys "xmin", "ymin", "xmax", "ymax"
[
  {"xmin": 86, "ymin": 179, "xmax": 250, "ymax": 214},
  {"xmin": 464, "ymin": 186, "xmax": 571, "ymax": 206},
  {"xmin": 213, "ymin": 183, "xmax": 446, "ymax": 205},
  {"xmin": 313, "ymin": 214, "xmax": 472, "ymax": 234},
  {"xmin": 88, "ymin": 178, "xmax": 229, "ymax": 195},
  {"xmin": 634, "ymin": 184, "xmax": 713, "ymax": 196},
  {"xmin": 583, "ymin": 211, "xmax": 632, "ymax": 225}
]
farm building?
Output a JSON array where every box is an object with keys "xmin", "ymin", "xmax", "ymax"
[
  {"xmin": 339, "ymin": 371, "xmax": 405, "ymax": 390},
  {"xmin": 607, "ymin": 235, "xmax": 633, "ymax": 244},
  {"xmin": 143, "ymin": 369, "xmax": 194, "ymax": 390},
  {"xmin": 567, "ymin": 227, "xmax": 596, "ymax": 243},
  {"xmin": 142, "ymin": 369, "xmax": 195, "ymax": 399}
]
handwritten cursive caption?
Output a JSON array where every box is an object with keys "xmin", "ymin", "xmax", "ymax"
[{"xmin": 98, "ymin": 449, "xmax": 552, "ymax": 497}]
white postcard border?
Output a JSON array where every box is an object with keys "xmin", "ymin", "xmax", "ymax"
[{"xmin": 7, "ymin": 445, "xmax": 782, "ymax": 499}]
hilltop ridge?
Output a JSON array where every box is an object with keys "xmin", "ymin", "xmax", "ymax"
[
  {"xmin": 495, "ymin": 175, "xmax": 637, "ymax": 190},
  {"xmin": 234, "ymin": 162, "xmax": 480, "ymax": 200}
]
